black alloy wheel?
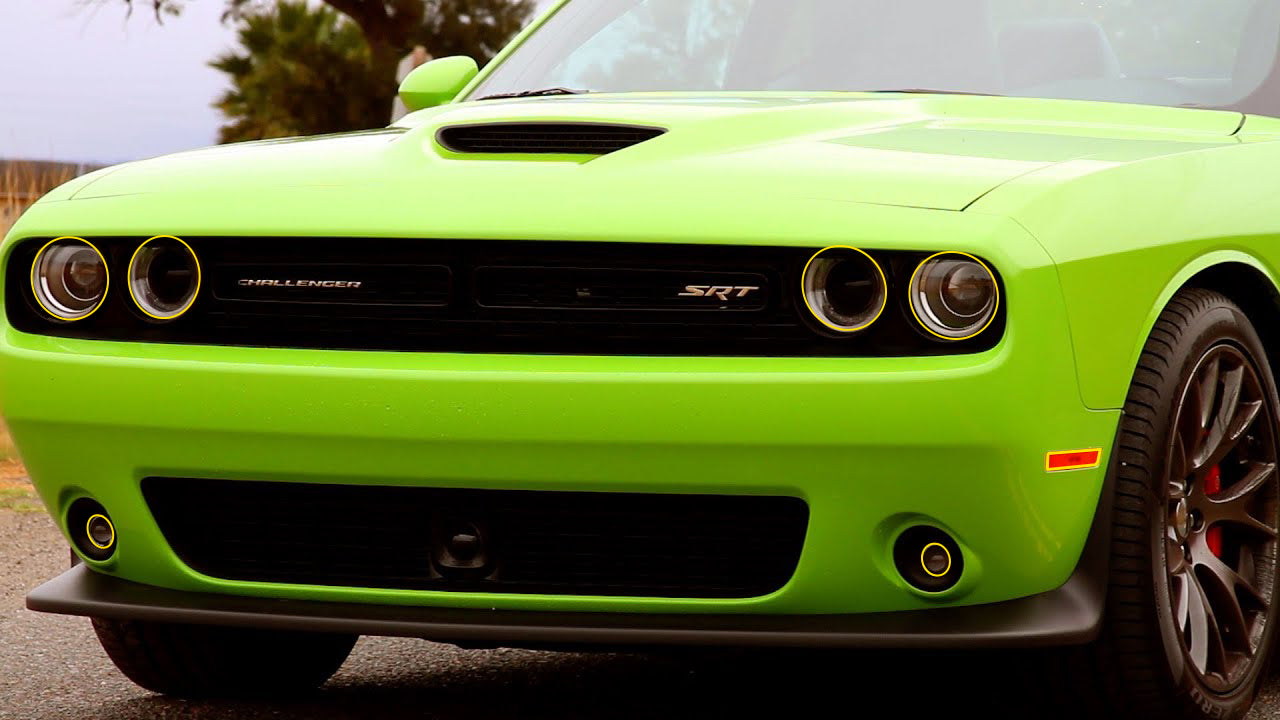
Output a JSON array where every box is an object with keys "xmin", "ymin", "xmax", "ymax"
[
  {"xmin": 1163, "ymin": 343, "xmax": 1279, "ymax": 691},
  {"xmin": 1031, "ymin": 289, "xmax": 1280, "ymax": 720}
]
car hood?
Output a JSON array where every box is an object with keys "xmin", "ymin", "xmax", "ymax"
[{"xmin": 68, "ymin": 93, "xmax": 1244, "ymax": 213}]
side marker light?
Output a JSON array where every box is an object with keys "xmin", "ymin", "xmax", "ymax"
[{"xmin": 1046, "ymin": 448, "xmax": 1103, "ymax": 472}]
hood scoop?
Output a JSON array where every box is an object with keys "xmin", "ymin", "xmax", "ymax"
[{"xmin": 436, "ymin": 122, "xmax": 665, "ymax": 156}]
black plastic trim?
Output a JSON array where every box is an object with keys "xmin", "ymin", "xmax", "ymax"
[
  {"xmin": 435, "ymin": 122, "xmax": 666, "ymax": 155},
  {"xmin": 24, "ymin": 561, "xmax": 1099, "ymax": 649}
]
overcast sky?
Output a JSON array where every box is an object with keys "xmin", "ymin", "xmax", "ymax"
[{"xmin": 0, "ymin": 1, "xmax": 556, "ymax": 165}]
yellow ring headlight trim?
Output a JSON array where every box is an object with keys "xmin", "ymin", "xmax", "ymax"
[
  {"xmin": 127, "ymin": 235, "xmax": 202, "ymax": 321},
  {"xmin": 919, "ymin": 541, "xmax": 953, "ymax": 578},
  {"xmin": 907, "ymin": 251, "xmax": 1000, "ymax": 341},
  {"xmin": 85, "ymin": 513, "xmax": 116, "ymax": 551},
  {"xmin": 800, "ymin": 245, "xmax": 888, "ymax": 333},
  {"xmin": 29, "ymin": 236, "xmax": 110, "ymax": 322}
]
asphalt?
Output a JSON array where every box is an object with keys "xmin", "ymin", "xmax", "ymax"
[{"xmin": 6, "ymin": 500, "xmax": 1280, "ymax": 719}]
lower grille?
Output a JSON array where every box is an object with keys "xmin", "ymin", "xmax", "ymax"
[{"xmin": 142, "ymin": 479, "xmax": 809, "ymax": 599}]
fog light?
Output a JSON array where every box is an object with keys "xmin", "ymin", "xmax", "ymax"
[
  {"xmin": 128, "ymin": 235, "xmax": 201, "ymax": 320},
  {"xmin": 68, "ymin": 498, "xmax": 116, "ymax": 562},
  {"xmin": 894, "ymin": 525, "xmax": 963, "ymax": 592},
  {"xmin": 87, "ymin": 514, "xmax": 115, "ymax": 550}
]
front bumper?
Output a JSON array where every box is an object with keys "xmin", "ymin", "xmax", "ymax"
[{"xmin": 2, "ymin": 252, "xmax": 1119, "ymax": 620}]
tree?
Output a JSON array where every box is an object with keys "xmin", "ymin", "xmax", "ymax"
[
  {"xmin": 102, "ymin": 0, "xmax": 535, "ymax": 137},
  {"xmin": 108, "ymin": 0, "xmax": 533, "ymax": 77},
  {"xmin": 210, "ymin": 2, "xmax": 388, "ymax": 142}
]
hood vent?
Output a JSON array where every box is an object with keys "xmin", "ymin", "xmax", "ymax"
[{"xmin": 436, "ymin": 122, "xmax": 665, "ymax": 156}]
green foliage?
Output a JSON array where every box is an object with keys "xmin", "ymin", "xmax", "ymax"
[
  {"xmin": 414, "ymin": 0, "xmax": 538, "ymax": 67},
  {"xmin": 210, "ymin": 2, "xmax": 388, "ymax": 142},
  {"xmin": 102, "ymin": 0, "xmax": 536, "ymax": 141}
]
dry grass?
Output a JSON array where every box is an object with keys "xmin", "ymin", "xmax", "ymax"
[
  {"xmin": 1, "ymin": 161, "xmax": 78, "ymax": 236},
  {"xmin": 0, "ymin": 443, "xmax": 35, "ymax": 511},
  {"xmin": 0, "ymin": 164, "xmax": 51, "ymax": 496}
]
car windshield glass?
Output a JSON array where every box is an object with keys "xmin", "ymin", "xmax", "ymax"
[{"xmin": 470, "ymin": 0, "xmax": 1280, "ymax": 115}]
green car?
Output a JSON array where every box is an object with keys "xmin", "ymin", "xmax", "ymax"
[{"xmin": 11, "ymin": 0, "xmax": 1280, "ymax": 716}]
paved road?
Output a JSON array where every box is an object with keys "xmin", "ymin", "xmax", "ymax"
[{"xmin": 6, "ymin": 503, "xmax": 1280, "ymax": 719}]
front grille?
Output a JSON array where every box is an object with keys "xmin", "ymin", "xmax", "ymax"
[
  {"xmin": 437, "ymin": 122, "xmax": 665, "ymax": 155},
  {"xmin": 142, "ymin": 478, "xmax": 809, "ymax": 599},
  {"xmin": 7, "ymin": 237, "xmax": 1004, "ymax": 356}
]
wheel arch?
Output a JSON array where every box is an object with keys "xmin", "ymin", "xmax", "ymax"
[{"xmin": 1137, "ymin": 253, "xmax": 1280, "ymax": 385}]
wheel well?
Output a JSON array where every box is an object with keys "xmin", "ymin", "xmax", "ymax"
[{"xmin": 1187, "ymin": 262, "xmax": 1280, "ymax": 369}]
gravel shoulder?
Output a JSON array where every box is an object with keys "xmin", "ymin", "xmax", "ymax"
[{"xmin": 5, "ymin": 474, "xmax": 1280, "ymax": 719}]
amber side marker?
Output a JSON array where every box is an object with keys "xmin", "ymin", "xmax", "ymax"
[{"xmin": 1046, "ymin": 448, "xmax": 1103, "ymax": 473}]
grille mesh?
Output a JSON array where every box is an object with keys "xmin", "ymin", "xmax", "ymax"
[{"xmin": 143, "ymin": 479, "xmax": 810, "ymax": 599}]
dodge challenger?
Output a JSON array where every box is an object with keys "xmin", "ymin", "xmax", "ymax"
[{"xmin": 10, "ymin": 1, "xmax": 1280, "ymax": 717}]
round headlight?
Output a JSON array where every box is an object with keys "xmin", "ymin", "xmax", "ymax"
[
  {"xmin": 909, "ymin": 252, "xmax": 999, "ymax": 340},
  {"xmin": 128, "ymin": 236, "xmax": 201, "ymax": 320},
  {"xmin": 30, "ymin": 237, "xmax": 109, "ymax": 321},
  {"xmin": 801, "ymin": 246, "xmax": 887, "ymax": 333}
]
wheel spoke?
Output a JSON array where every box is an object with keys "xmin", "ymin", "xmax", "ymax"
[
  {"xmin": 1196, "ymin": 355, "xmax": 1222, "ymax": 432},
  {"xmin": 1215, "ymin": 503, "xmax": 1279, "ymax": 539},
  {"xmin": 1214, "ymin": 462, "xmax": 1275, "ymax": 505},
  {"xmin": 1194, "ymin": 366, "xmax": 1255, "ymax": 471},
  {"xmin": 1168, "ymin": 528, "xmax": 1189, "ymax": 574},
  {"xmin": 1196, "ymin": 400, "xmax": 1263, "ymax": 472},
  {"xmin": 1186, "ymin": 571, "xmax": 1229, "ymax": 676},
  {"xmin": 1200, "ymin": 546, "xmax": 1269, "ymax": 611},
  {"xmin": 1173, "ymin": 573, "xmax": 1190, "ymax": 629},
  {"xmin": 1169, "ymin": 433, "xmax": 1190, "ymax": 499},
  {"xmin": 1194, "ymin": 561, "xmax": 1256, "ymax": 654},
  {"xmin": 1219, "ymin": 365, "xmax": 1245, "ymax": 430}
]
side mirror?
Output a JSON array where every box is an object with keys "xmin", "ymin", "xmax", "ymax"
[{"xmin": 398, "ymin": 56, "xmax": 479, "ymax": 112}]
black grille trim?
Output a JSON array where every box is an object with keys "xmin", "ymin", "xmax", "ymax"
[
  {"xmin": 142, "ymin": 478, "xmax": 809, "ymax": 599},
  {"xmin": 6, "ymin": 237, "xmax": 1006, "ymax": 357},
  {"xmin": 437, "ymin": 122, "xmax": 666, "ymax": 155}
]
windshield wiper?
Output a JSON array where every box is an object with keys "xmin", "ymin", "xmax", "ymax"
[{"xmin": 474, "ymin": 87, "xmax": 591, "ymax": 101}]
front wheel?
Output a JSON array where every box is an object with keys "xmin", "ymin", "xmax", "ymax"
[
  {"xmin": 92, "ymin": 617, "xmax": 357, "ymax": 698},
  {"xmin": 1058, "ymin": 289, "xmax": 1280, "ymax": 719}
]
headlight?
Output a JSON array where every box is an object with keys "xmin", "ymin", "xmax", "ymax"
[
  {"xmin": 908, "ymin": 252, "xmax": 999, "ymax": 340},
  {"xmin": 128, "ymin": 235, "xmax": 201, "ymax": 320},
  {"xmin": 30, "ymin": 237, "xmax": 109, "ymax": 321},
  {"xmin": 801, "ymin": 246, "xmax": 887, "ymax": 333}
]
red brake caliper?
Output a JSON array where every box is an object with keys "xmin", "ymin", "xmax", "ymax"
[{"xmin": 1205, "ymin": 465, "xmax": 1223, "ymax": 557}]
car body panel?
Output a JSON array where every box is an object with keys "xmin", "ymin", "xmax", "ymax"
[
  {"xmin": 62, "ymin": 95, "xmax": 1245, "ymax": 214},
  {"xmin": 971, "ymin": 119, "xmax": 1280, "ymax": 409},
  {"xmin": 6, "ymin": 88, "xmax": 1280, "ymax": 622}
]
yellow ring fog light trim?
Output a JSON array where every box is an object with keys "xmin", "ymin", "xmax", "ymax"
[
  {"xmin": 920, "ymin": 542, "xmax": 952, "ymax": 578},
  {"xmin": 127, "ymin": 235, "xmax": 202, "ymax": 320},
  {"xmin": 907, "ymin": 251, "xmax": 1000, "ymax": 341},
  {"xmin": 30, "ymin": 236, "xmax": 110, "ymax": 322},
  {"xmin": 85, "ymin": 513, "xmax": 116, "ymax": 551},
  {"xmin": 800, "ymin": 245, "xmax": 888, "ymax": 333}
]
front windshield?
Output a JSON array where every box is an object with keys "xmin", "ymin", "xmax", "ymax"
[{"xmin": 471, "ymin": 0, "xmax": 1280, "ymax": 116}]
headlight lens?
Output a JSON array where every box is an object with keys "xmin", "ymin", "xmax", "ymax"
[
  {"xmin": 909, "ymin": 253, "xmax": 998, "ymax": 340},
  {"xmin": 128, "ymin": 236, "xmax": 201, "ymax": 320},
  {"xmin": 801, "ymin": 246, "xmax": 887, "ymax": 333},
  {"xmin": 30, "ymin": 237, "xmax": 109, "ymax": 321}
]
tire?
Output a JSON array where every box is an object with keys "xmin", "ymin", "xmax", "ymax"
[
  {"xmin": 1045, "ymin": 288, "xmax": 1280, "ymax": 719},
  {"xmin": 91, "ymin": 617, "xmax": 357, "ymax": 698}
]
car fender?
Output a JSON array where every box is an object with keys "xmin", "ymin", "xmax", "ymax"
[{"xmin": 973, "ymin": 136, "xmax": 1280, "ymax": 410}]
